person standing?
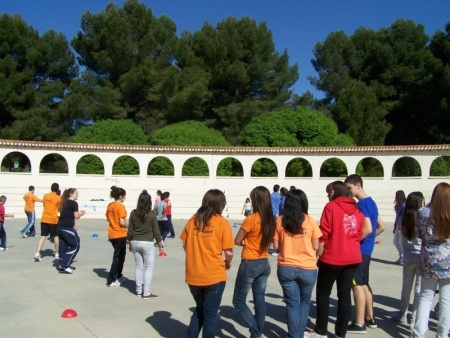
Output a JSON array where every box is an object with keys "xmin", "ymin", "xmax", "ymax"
[
  {"xmin": 106, "ymin": 186, "xmax": 128, "ymax": 287},
  {"xmin": 241, "ymin": 198, "xmax": 253, "ymax": 217},
  {"xmin": 154, "ymin": 192, "xmax": 169, "ymax": 243},
  {"xmin": 306, "ymin": 181, "xmax": 369, "ymax": 338},
  {"xmin": 34, "ymin": 183, "xmax": 61, "ymax": 262},
  {"xmin": 412, "ymin": 183, "xmax": 450, "ymax": 338},
  {"xmin": 393, "ymin": 190, "xmax": 406, "ymax": 265},
  {"xmin": 270, "ymin": 184, "xmax": 281, "ymax": 257},
  {"xmin": 233, "ymin": 186, "xmax": 275, "ymax": 338},
  {"xmin": 345, "ymin": 174, "xmax": 385, "ymax": 333},
  {"xmin": 274, "ymin": 190, "xmax": 322, "ymax": 337},
  {"xmin": 21, "ymin": 185, "xmax": 42, "ymax": 237},
  {"xmin": 279, "ymin": 187, "xmax": 288, "ymax": 216},
  {"xmin": 128, "ymin": 190, "xmax": 163, "ymax": 299},
  {"xmin": 164, "ymin": 191, "xmax": 175, "ymax": 238},
  {"xmin": 180, "ymin": 189, "xmax": 234, "ymax": 338},
  {"xmin": 0, "ymin": 195, "xmax": 15, "ymax": 251},
  {"xmin": 57, "ymin": 188, "xmax": 86, "ymax": 274}
]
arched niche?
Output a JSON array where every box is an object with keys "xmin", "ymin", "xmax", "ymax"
[
  {"xmin": 1, "ymin": 151, "xmax": 31, "ymax": 172},
  {"xmin": 285, "ymin": 158, "xmax": 312, "ymax": 177},
  {"xmin": 216, "ymin": 157, "xmax": 243, "ymax": 177},
  {"xmin": 112, "ymin": 155, "xmax": 139, "ymax": 175},
  {"xmin": 392, "ymin": 157, "xmax": 421, "ymax": 177},
  {"xmin": 40, "ymin": 153, "xmax": 68, "ymax": 173},
  {"xmin": 182, "ymin": 157, "xmax": 209, "ymax": 177},
  {"xmin": 430, "ymin": 156, "xmax": 450, "ymax": 176},
  {"xmin": 320, "ymin": 158, "xmax": 348, "ymax": 177},
  {"xmin": 251, "ymin": 158, "xmax": 278, "ymax": 177},
  {"xmin": 77, "ymin": 154, "xmax": 105, "ymax": 174},
  {"xmin": 148, "ymin": 156, "xmax": 174, "ymax": 176},
  {"xmin": 356, "ymin": 157, "xmax": 384, "ymax": 177}
]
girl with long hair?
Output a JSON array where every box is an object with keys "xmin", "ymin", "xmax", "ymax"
[
  {"xmin": 412, "ymin": 183, "xmax": 450, "ymax": 337},
  {"xmin": 180, "ymin": 189, "xmax": 234, "ymax": 338},
  {"xmin": 232, "ymin": 186, "xmax": 275, "ymax": 338},
  {"xmin": 128, "ymin": 190, "xmax": 163, "ymax": 299},
  {"xmin": 395, "ymin": 192, "xmax": 424, "ymax": 328},
  {"xmin": 393, "ymin": 190, "xmax": 407, "ymax": 265},
  {"xmin": 105, "ymin": 186, "xmax": 128, "ymax": 287},
  {"xmin": 306, "ymin": 181, "xmax": 370, "ymax": 338},
  {"xmin": 57, "ymin": 188, "xmax": 86, "ymax": 274},
  {"xmin": 274, "ymin": 189, "xmax": 322, "ymax": 337}
]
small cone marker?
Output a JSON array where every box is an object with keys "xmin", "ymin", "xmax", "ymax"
[
  {"xmin": 61, "ymin": 309, "xmax": 78, "ymax": 318},
  {"xmin": 92, "ymin": 233, "xmax": 98, "ymax": 238},
  {"xmin": 375, "ymin": 240, "xmax": 381, "ymax": 245},
  {"xmin": 159, "ymin": 250, "xmax": 167, "ymax": 257}
]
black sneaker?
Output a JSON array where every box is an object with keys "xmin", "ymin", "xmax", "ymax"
[
  {"xmin": 347, "ymin": 322, "xmax": 367, "ymax": 334},
  {"xmin": 365, "ymin": 318, "xmax": 377, "ymax": 329}
]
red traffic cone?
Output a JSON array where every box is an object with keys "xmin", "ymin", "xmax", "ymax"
[
  {"xmin": 159, "ymin": 250, "xmax": 167, "ymax": 257},
  {"xmin": 375, "ymin": 240, "xmax": 381, "ymax": 245},
  {"xmin": 61, "ymin": 308, "xmax": 78, "ymax": 318}
]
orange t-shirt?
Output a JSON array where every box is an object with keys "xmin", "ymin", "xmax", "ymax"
[
  {"xmin": 180, "ymin": 214, "xmax": 234, "ymax": 286},
  {"xmin": 106, "ymin": 201, "xmax": 127, "ymax": 239},
  {"xmin": 240, "ymin": 212, "xmax": 268, "ymax": 259},
  {"xmin": 274, "ymin": 215, "xmax": 322, "ymax": 270},
  {"xmin": 41, "ymin": 192, "xmax": 61, "ymax": 224},
  {"xmin": 23, "ymin": 192, "xmax": 40, "ymax": 212}
]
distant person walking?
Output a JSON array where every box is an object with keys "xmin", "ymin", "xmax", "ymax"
[
  {"xmin": 393, "ymin": 190, "xmax": 406, "ymax": 265},
  {"xmin": 241, "ymin": 198, "xmax": 252, "ymax": 217},
  {"xmin": 164, "ymin": 191, "xmax": 175, "ymax": 238},
  {"xmin": 21, "ymin": 185, "xmax": 42, "ymax": 237},
  {"xmin": 154, "ymin": 192, "xmax": 169, "ymax": 243},
  {"xmin": 0, "ymin": 195, "xmax": 15, "ymax": 251}
]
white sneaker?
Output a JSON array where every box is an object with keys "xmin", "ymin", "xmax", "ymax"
[
  {"xmin": 108, "ymin": 280, "xmax": 121, "ymax": 287},
  {"xmin": 54, "ymin": 254, "xmax": 59, "ymax": 259},
  {"xmin": 0, "ymin": 247, "xmax": 9, "ymax": 251},
  {"xmin": 304, "ymin": 331, "xmax": 327, "ymax": 338},
  {"xmin": 34, "ymin": 253, "xmax": 42, "ymax": 262},
  {"xmin": 270, "ymin": 251, "xmax": 279, "ymax": 256},
  {"xmin": 59, "ymin": 266, "xmax": 73, "ymax": 274}
]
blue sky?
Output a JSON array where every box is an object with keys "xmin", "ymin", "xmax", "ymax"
[{"xmin": 1, "ymin": 0, "xmax": 449, "ymax": 97}]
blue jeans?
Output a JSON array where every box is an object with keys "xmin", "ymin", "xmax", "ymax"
[
  {"xmin": 399, "ymin": 259, "xmax": 420, "ymax": 320},
  {"xmin": 158, "ymin": 220, "xmax": 169, "ymax": 241},
  {"xmin": 21, "ymin": 211, "xmax": 36, "ymax": 236},
  {"xmin": 187, "ymin": 281, "xmax": 226, "ymax": 338},
  {"xmin": 0, "ymin": 221, "xmax": 6, "ymax": 248},
  {"xmin": 232, "ymin": 258, "xmax": 271, "ymax": 338},
  {"xmin": 277, "ymin": 266, "xmax": 317, "ymax": 338},
  {"xmin": 131, "ymin": 241, "xmax": 155, "ymax": 296}
]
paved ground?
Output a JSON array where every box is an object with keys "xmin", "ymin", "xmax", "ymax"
[{"xmin": 0, "ymin": 218, "xmax": 442, "ymax": 338}]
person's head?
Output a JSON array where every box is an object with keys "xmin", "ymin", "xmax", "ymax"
[
  {"xmin": 194, "ymin": 189, "xmax": 227, "ymax": 231},
  {"xmin": 135, "ymin": 190, "xmax": 152, "ymax": 223},
  {"xmin": 326, "ymin": 183, "xmax": 334, "ymax": 201},
  {"xmin": 402, "ymin": 191, "xmax": 425, "ymax": 240},
  {"xmin": 51, "ymin": 183, "xmax": 59, "ymax": 193},
  {"xmin": 297, "ymin": 189, "xmax": 309, "ymax": 214},
  {"xmin": 249, "ymin": 186, "xmax": 275, "ymax": 253},
  {"xmin": 394, "ymin": 190, "xmax": 406, "ymax": 210},
  {"xmin": 273, "ymin": 184, "xmax": 280, "ymax": 193},
  {"xmin": 289, "ymin": 185, "xmax": 296, "ymax": 191},
  {"xmin": 429, "ymin": 182, "xmax": 450, "ymax": 239},
  {"xmin": 156, "ymin": 190, "xmax": 162, "ymax": 196},
  {"xmin": 163, "ymin": 191, "xmax": 170, "ymax": 200},
  {"xmin": 60, "ymin": 188, "xmax": 78, "ymax": 211},
  {"xmin": 245, "ymin": 197, "xmax": 250, "ymax": 203},
  {"xmin": 282, "ymin": 190, "xmax": 308, "ymax": 234},
  {"xmin": 110, "ymin": 186, "xmax": 126, "ymax": 202},
  {"xmin": 330, "ymin": 181, "xmax": 351, "ymax": 200},
  {"xmin": 280, "ymin": 187, "xmax": 288, "ymax": 197},
  {"xmin": 0, "ymin": 195, "xmax": 6, "ymax": 205},
  {"xmin": 28, "ymin": 185, "xmax": 35, "ymax": 192},
  {"xmin": 344, "ymin": 174, "xmax": 364, "ymax": 199}
]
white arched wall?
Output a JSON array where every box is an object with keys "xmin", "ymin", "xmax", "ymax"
[{"xmin": 1, "ymin": 140, "xmax": 449, "ymax": 223}]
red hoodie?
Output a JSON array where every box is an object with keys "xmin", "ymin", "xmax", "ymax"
[{"xmin": 319, "ymin": 196, "xmax": 364, "ymax": 266}]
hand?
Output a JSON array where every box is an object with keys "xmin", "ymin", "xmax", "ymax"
[
  {"xmin": 225, "ymin": 260, "xmax": 231, "ymax": 270},
  {"xmin": 128, "ymin": 243, "xmax": 132, "ymax": 252},
  {"xmin": 239, "ymin": 240, "xmax": 246, "ymax": 246}
]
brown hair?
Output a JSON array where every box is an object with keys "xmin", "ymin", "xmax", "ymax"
[{"xmin": 429, "ymin": 182, "xmax": 450, "ymax": 239}]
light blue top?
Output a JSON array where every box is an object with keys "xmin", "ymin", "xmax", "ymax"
[
  {"xmin": 155, "ymin": 201, "xmax": 168, "ymax": 221},
  {"xmin": 271, "ymin": 192, "xmax": 281, "ymax": 217}
]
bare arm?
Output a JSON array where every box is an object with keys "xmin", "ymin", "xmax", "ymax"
[
  {"xmin": 119, "ymin": 217, "xmax": 128, "ymax": 228},
  {"xmin": 234, "ymin": 228, "xmax": 247, "ymax": 246},
  {"xmin": 272, "ymin": 239, "xmax": 279, "ymax": 251},
  {"xmin": 376, "ymin": 216, "xmax": 385, "ymax": 236},
  {"xmin": 317, "ymin": 241, "xmax": 325, "ymax": 259},
  {"xmin": 74, "ymin": 210, "xmax": 86, "ymax": 219},
  {"xmin": 224, "ymin": 248, "xmax": 233, "ymax": 270},
  {"xmin": 312, "ymin": 238, "xmax": 319, "ymax": 251},
  {"xmin": 362, "ymin": 217, "xmax": 373, "ymax": 239},
  {"xmin": 3, "ymin": 213, "xmax": 14, "ymax": 218}
]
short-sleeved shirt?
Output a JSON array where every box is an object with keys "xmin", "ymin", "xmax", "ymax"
[
  {"xmin": 180, "ymin": 214, "xmax": 234, "ymax": 286},
  {"xmin": 58, "ymin": 199, "xmax": 78, "ymax": 228},
  {"xmin": 106, "ymin": 201, "xmax": 127, "ymax": 239},
  {"xmin": 358, "ymin": 197, "xmax": 379, "ymax": 256},
  {"xmin": 0, "ymin": 204, "xmax": 5, "ymax": 222},
  {"xmin": 274, "ymin": 215, "xmax": 322, "ymax": 270},
  {"xmin": 164, "ymin": 199, "xmax": 172, "ymax": 216},
  {"xmin": 155, "ymin": 201, "xmax": 168, "ymax": 220},
  {"xmin": 271, "ymin": 192, "xmax": 281, "ymax": 217},
  {"xmin": 41, "ymin": 192, "xmax": 61, "ymax": 225},
  {"xmin": 23, "ymin": 192, "xmax": 40, "ymax": 212},
  {"xmin": 240, "ymin": 212, "xmax": 268, "ymax": 260}
]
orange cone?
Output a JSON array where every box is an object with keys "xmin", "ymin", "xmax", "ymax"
[{"xmin": 61, "ymin": 309, "xmax": 78, "ymax": 318}]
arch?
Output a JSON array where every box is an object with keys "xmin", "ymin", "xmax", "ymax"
[
  {"xmin": 148, "ymin": 156, "xmax": 174, "ymax": 176},
  {"xmin": 430, "ymin": 156, "xmax": 450, "ymax": 176},
  {"xmin": 285, "ymin": 158, "xmax": 312, "ymax": 177},
  {"xmin": 76, "ymin": 154, "xmax": 105, "ymax": 175},
  {"xmin": 40, "ymin": 153, "xmax": 68, "ymax": 173},
  {"xmin": 356, "ymin": 157, "xmax": 384, "ymax": 177},
  {"xmin": 182, "ymin": 157, "xmax": 209, "ymax": 177},
  {"xmin": 392, "ymin": 157, "xmax": 421, "ymax": 177},
  {"xmin": 320, "ymin": 158, "xmax": 348, "ymax": 178},
  {"xmin": 1, "ymin": 151, "xmax": 31, "ymax": 172},
  {"xmin": 112, "ymin": 155, "xmax": 139, "ymax": 175},
  {"xmin": 251, "ymin": 158, "xmax": 278, "ymax": 177},
  {"xmin": 216, "ymin": 157, "xmax": 244, "ymax": 177}
]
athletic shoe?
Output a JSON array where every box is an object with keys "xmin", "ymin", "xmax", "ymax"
[
  {"xmin": 34, "ymin": 253, "xmax": 42, "ymax": 262},
  {"xmin": 365, "ymin": 318, "xmax": 377, "ymax": 329},
  {"xmin": 347, "ymin": 322, "xmax": 367, "ymax": 334},
  {"xmin": 393, "ymin": 313, "xmax": 407, "ymax": 325},
  {"xmin": 117, "ymin": 276, "xmax": 125, "ymax": 283},
  {"xmin": 304, "ymin": 331, "xmax": 327, "ymax": 338},
  {"xmin": 270, "ymin": 251, "xmax": 279, "ymax": 256},
  {"xmin": 0, "ymin": 247, "xmax": 9, "ymax": 251},
  {"xmin": 54, "ymin": 254, "xmax": 59, "ymax": 259},
  {"xmin": 20, "ymin": 231, "xmax": 28, "ymax": 238},
  {"xmin": 142, "ymin": 293, "xmax": 159, "ymax": 299},
  {"xmin": 108, "ymin": 280, "xmax": 121, "ymax": 287},
  {"xmin": 168, "ymin": 235, "xmax": 176, "ymax": 238},
  {"xmin": 59, "ymin": 266, "xmax": 74, "ymax": 274},
  {"xmin": 136, "ymin": 293, "xmax": 142, "ymax": 297}
]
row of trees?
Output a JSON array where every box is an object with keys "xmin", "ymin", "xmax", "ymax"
[{"xmin": 0, "ymin": 0, "xmax": 449, "ymax": 148}]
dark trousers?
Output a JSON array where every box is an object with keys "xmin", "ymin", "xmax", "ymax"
[
  {"xmin": 58, "ymin": 227, "xmax": 80, "ymax": 269},
  {"xmin": 158, "ymin": 220, "xmax": 169, "ymax": 242},
  {"xmin": 315, "ymin": 261, "xmax": 359, "ymax": 338},
  {"xmin": 107, "ymin": 237, "xmax": 127, "ymax": 285},
  {"xmin": 167, "ymin": 215, "xmax": 175, "ymax": 236}
]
